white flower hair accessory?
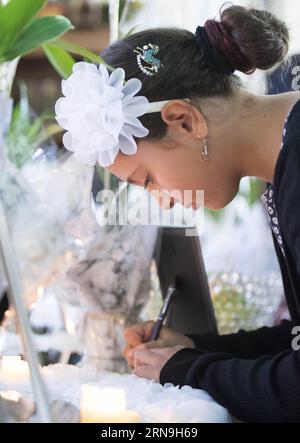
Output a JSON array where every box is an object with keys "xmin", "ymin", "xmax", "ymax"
[{"xmin": 55, "ymin": 61, "xmax": 179, "ymax": 168}]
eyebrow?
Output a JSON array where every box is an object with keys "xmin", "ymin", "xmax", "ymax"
[{"xmin": 126, "ymin": 169, "xmax": 141, "ymax": 186}]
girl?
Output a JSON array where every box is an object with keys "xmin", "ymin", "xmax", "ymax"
[
  {"xmin": 107, "ymin": 5, "xmax": 300, "ymax": 423},
  {"xmin": 57, "ymin": 4, "xmax": 300, "ymax": 422}
]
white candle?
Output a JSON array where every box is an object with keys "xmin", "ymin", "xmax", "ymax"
[
  {"xmin": 0, "ymin": 356, "xmax": 30, "ymax": 380},
  {"xmin": 80, "ymin": 385, "xmax": 141, "ymax": 423},
  {"xmin": 0, "ymin": 390, "xmax": 35, "ymax": 421}
]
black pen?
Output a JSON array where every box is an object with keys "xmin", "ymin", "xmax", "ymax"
[{"xmin": 149, "ymin": 283, "xmax": 177, "ymax": 341}]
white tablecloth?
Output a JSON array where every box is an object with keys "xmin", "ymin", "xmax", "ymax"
[{"xmin": 0, "ymin": 363, "xmax": 230, "ymax": 423}]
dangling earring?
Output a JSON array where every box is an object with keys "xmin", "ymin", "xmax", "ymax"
[{"xmin": 202, "ymin": 138, "xmax": 208, "ymax": 162}]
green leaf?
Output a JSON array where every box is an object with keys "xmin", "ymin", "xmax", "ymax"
[
  {"xmin": 0, "ymin": 16, "xmax": 74, "ymax": 63},
  {"xmin": 18, "ymin": 82, "xmax": 30, "ymax": 122},
  {"xmin": 5, "ymin": 80, "xmax": 45, "ymax": 168},
  {"xmin": 43, "ymin": 43, "xmax": 75, "ymax": 78},
  {"xmin": 0, "ymin": 0, "xmax": 47, "ymax": 51},
  {"xmin": 50, "ymin": 39, "xmax": 115, "ymax": 73},
  {"xmin": 37, "ymin": 123, "xmax": 63, "ymax": 145},
  {"xmin": 49, "ymin": 38, "xmax": 106, "ymax": 65}
]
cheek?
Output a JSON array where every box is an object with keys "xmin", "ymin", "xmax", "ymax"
[
  {"xmin": 159, "ymin": 153, "xmax": 205, "ymax": 192},
  {"xmin": 160, "ymin": 168, "xmax": 204, "ymax": 194},
  {"xmin": 105, "ymin": 164, "xmax": 122, "ymax": 178}
]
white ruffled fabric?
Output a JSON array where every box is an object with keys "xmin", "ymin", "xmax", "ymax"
[
  {"xmin": 0, "ymin": 91, "xmax": 13, "ymax": 137},
  {"xmin": 55, "ymin": 62, "xmax": 150, "ymax": 167}
]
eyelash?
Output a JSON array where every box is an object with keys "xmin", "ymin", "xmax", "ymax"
[{"xmin": 144, "ymin": 175, "xmax": 152, "ymax": 190}]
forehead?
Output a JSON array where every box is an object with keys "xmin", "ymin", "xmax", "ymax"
[
  {"xmin": 105, "ymin": 137, "xmax": 163, "ymax": 180},
  {"xmin": 106, "ymin": 154, "xmax": 141, "ymax": 181},
  {"xmin": 106, "ymin": 138, "xmax": 154, "ymax": 171}
]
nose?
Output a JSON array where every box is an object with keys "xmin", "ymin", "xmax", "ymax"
[
  {"xmin": 151, "ymin": 190, "xmax": 175, "ymax": 210},
  {"xmin": 160, "ymin": 196, "xmax": 175, "ymax": 210}
]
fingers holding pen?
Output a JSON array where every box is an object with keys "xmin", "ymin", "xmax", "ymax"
[
  {"xmin": 132, "ymin": 346, "xmax": 186, "ymax": 383},
  {"xmin": 132, "ymin": 348, "xmax": 161, "ymax": 382},
  {"xmin": 123, "ymin": 321, "xmax": 156, "ymax": 347},
  {"xmin": 123, "ymin": 340, "xmax": 166, "ymax": 368}
]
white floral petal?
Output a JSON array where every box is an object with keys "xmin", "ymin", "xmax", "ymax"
[
  {"xmin": 130, "ymin": 125, "xmax": 149, "ymax": 138},
  {"xmin": 71, "ymin": 138, "xmax": 99, "ymax": 163},
  {"xmin": 99, "ymin": 64, "xmax": 110, "ymax": 82},
  {"xmin": 89, "ymin": 131, "xmax": 118, "ymax": 153},
  {"xmin": 124, "ymin": 120, "xmax": 149, "ymax": 138},
  {"xmin": 56, "ymin": 61, "xmax": 148, "ymax": 166},
  {"xmin": 122, "ymin": 90, "xmax": 148, "ymax": 106},
  {"xmin": 101, "ymin": 86, "xmax": 123, "ymax": 107},
  {"xmin": 105, "ymin": 103, "xmax": 124, "ymax": 135},
  {"xmin": 55, "ymin": 116, "xmax": 69, "ymax": 129},
  {"xmin": 104, "ymin": 118, "xmax": 123, "ymax": 140},
  {"xmin": 55, "ymin": 97, "xmax": 66, "ymax": 115},
  {"xmin": 98, "ymin": 145, "xmax": 120, "ymax": 168},
  {"xmin": 75, "ymin": 151, "xmax": 99, "ymax": 166},
  {"xmin": 119, "ymin": 133, "xmax": 138, "ymax": 155},
  {"xmin": 61, "ymin": 79, "xmax": 72, "ymax": 96},
  {"xmin": 73, "ymin": 61, "xmax": 97, "ymax": 74},
  {"xmin": 55, "ymin": 101, "xmax": 77, "ymax": 123},
  {"xmin": 122, "ymin": 78, "xmax": 142, "ymax": 98},
  {"xmin": 63, "ymin": 132, "xmax": 76, "ymax": 152},
  {"xmin": 108, "ymin": 68, "xmax": 125, "ymax": 90},
  {"xmin": 71, "ymin": 71, "xmax": 102, "ymax": 96},
  {"xmin": 123, "ymin": 96, "xmax": 149, "ymax": 117},
  {"xmin": 67, "ymin": 116, "xmax": 89, "ymax": 137}
]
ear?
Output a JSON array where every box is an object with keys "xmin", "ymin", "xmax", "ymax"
[{"xmin": 160, "ymin": 100, "xmax": 208, "ymax": 139}]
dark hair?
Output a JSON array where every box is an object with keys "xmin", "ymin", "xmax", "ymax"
[{"xmin": 100, "ymin": 4, "xmax": 289, "ymax": 141}]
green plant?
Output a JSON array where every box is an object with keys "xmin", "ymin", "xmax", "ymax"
[
  {"xmin": 0, "ymin": 1, "xmax": 131, "ymax": 183},
  {"xmin": 5, "ymin": 81, "xmax": 60, "ymax": 168},
  {"xmin": 0, "ymin": 0, "xmax": 111, "ymax": 167},
  {"xmin": 0, "ymin": 0, "xmax": 73, "ymax": 63},
  {"xmin": 42, "ymin": 0, "xmax": 139, "ymax": 78},
  {"xmin": 42, "ymin": 38, "xmax": 107, "ymax": 79},
  {"xmin": 0, "ymin": 0, "xmax": 109, "ymax": 79}
]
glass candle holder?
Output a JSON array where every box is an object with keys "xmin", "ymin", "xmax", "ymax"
[{"xmin": 81, "ymin": 311, "xmax": 128, "ymax": 374}]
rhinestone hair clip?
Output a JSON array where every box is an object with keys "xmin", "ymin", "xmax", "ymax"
[{"xmin": 134, "ymin": 43, "xmax": 164, "ymax": 76}]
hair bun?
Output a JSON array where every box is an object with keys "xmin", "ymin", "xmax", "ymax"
[{"xmin": 204, "ymin": 5, "xmax": 290, "ymax": 74}]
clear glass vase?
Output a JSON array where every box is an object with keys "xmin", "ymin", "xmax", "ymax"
[
  {"xmin": 81, "ymin": 311, "xmax": 128, "ymax": 373},
  {"xmin": 209, "ymin": 272, "xmax": 284, "ymax": 335},
  {"xmin": 73, "ymin": 223, "xmax": 159, "ymax": 374},
  {"xmin": 0, "ymin": 59, "xmax": 19, "ymax": 94}
]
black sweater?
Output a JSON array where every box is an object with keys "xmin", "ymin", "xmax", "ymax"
[{"xmin": 159, "ymin": 99, "xmax": 300, "ymax": 423}]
